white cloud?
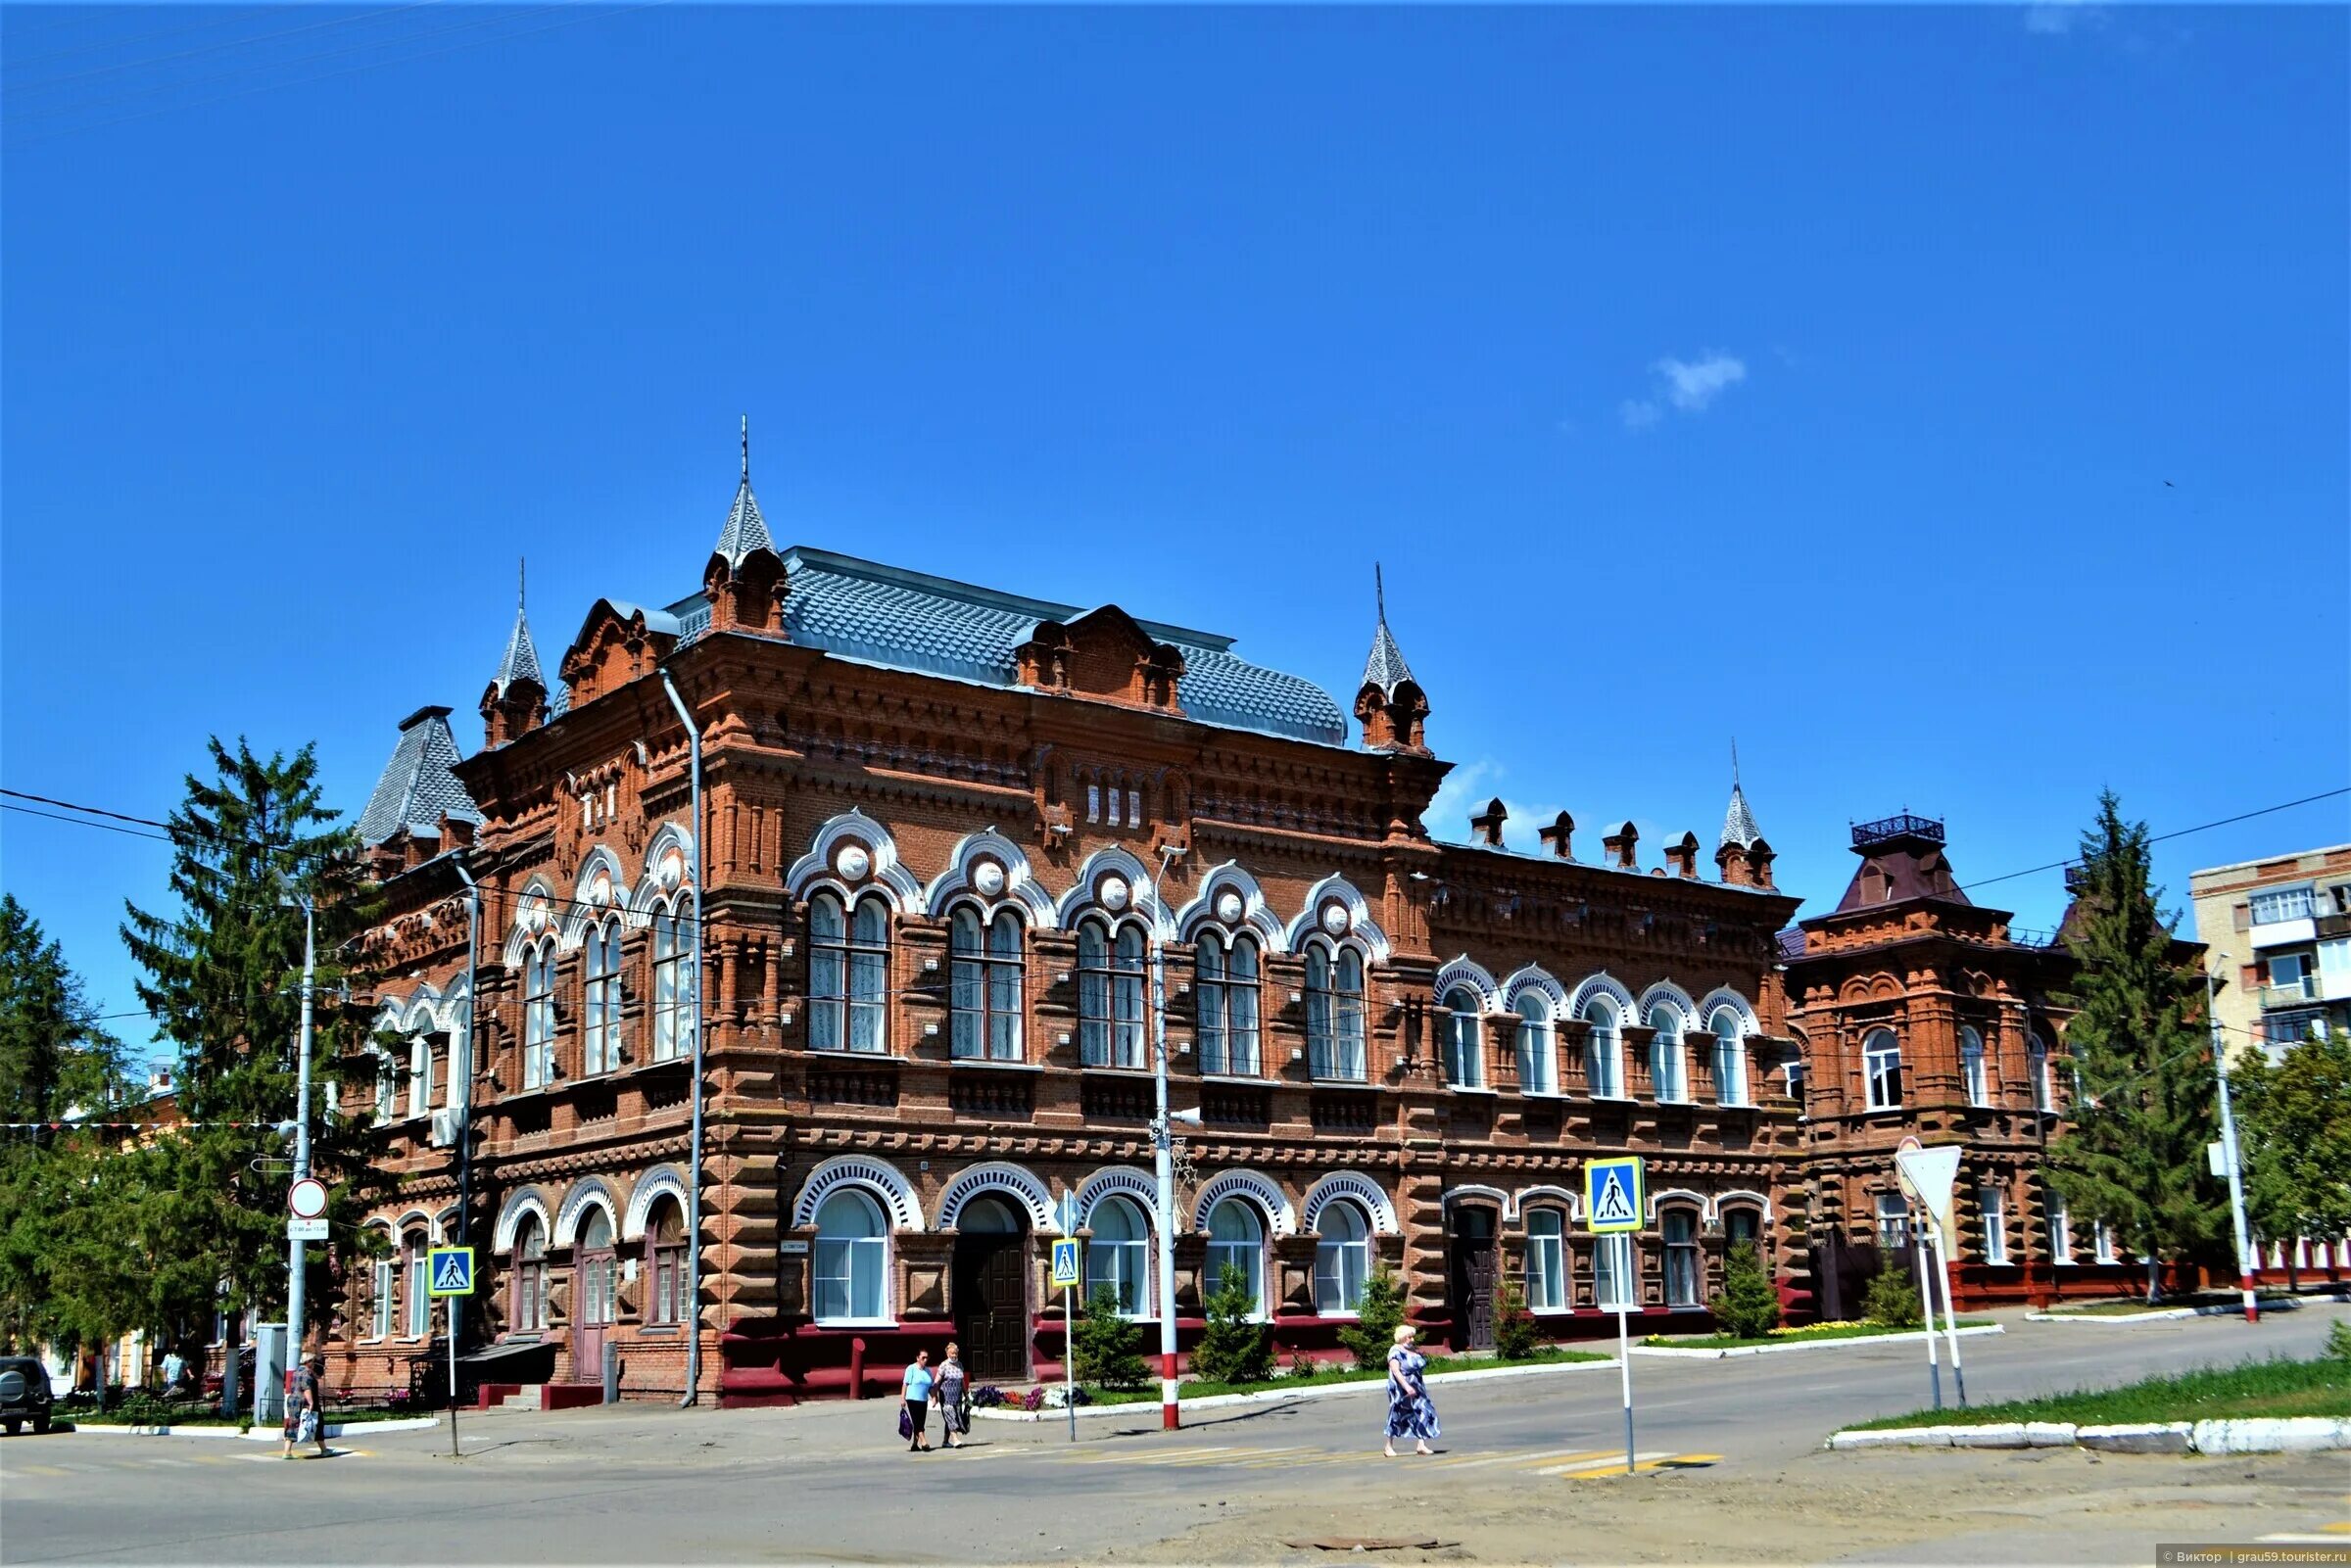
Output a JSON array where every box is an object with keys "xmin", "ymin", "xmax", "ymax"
[{"xmin": 1620, "ymin": 352, "xmax": 1747, "ymax": 432}]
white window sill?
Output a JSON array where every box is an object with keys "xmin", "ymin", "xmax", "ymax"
[
  {"xmin": 1310, "ymin": 1076, "xmax": 1374, "ymax": 1089},
  {"xmin": 809, "ymin": 1046, "xmax": 894, "ymax": 1060},
  {"xmin": 1654, "ymin": 1095, "xmax": 1692, "ymax": 1107},
  {"xmin": 2053, "ymin": 1259, "xmax": 2076, "ymax": 1267},
  {"xmin": 1200, "ymin": 1072, "xmax": 1266, "ymax": 1084},
  {"xmin": 1450, "ymin": 1084, "xmax": 1497, "ymax": 1096},
  {"xmin": 814, "ymin": 1318, "xmax": 900, "ymax": 1330},
  {"xmin": 1317, "ymin": 1311, "xmax": 1362, "ymax": 1321},
  {"xmin": 1521, "ymin": 1088, "xmax": 1569, "ymax": 1100},
  {"xmin": 1530, "ymin": 1305, "xmax": 1573, "ymax": 1317},
  {"xmin": 1080, "ymin": 1064, "xmax": 1154, "ymax": 1076},
  {"xmin": 950, "ymin": 1058, "xmax": 1041, "ymax": 1072},
  {"xmin": 1589, "ymin": 1093, "xmax": 1636, "ymax": 1104}
]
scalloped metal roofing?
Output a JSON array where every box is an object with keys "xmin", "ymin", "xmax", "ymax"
[
  {"xmin": 1720, "ymin": 782, "xmax": 1763, "ymax": 850},
  {"xmin": 672, "ymin": 546, "xmax": 1349, "ymax": 745},
  {"xmin": 359, "ymin": 707, "xmax": 484, "ymax": 847}
]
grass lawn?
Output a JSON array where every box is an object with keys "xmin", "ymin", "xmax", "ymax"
[
  {"xmin": 1847, "ymin": 1354, "xmax": 2351, "ymax": 1430},
  {"xmin": 1646, "ymin": 1319, "xmax": 1992, "ymax": 1351},
  {"xmin": 1064, "ymin": 1346, "xmax": 1612, "ymax": 1406}
]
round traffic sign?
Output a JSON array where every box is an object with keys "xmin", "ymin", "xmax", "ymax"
[
  {"xmin": 1893, "ymin": 1136, "xmax": 1923, "ymax": 1203},
  {"xmin": 288, "ymin": 1177, "xmax": 328, "ymax": 1220}
]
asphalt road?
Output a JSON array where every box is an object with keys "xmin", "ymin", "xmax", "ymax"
[{"xmin": 4, "ymin": 1300, "xmax": 2345, "ymax": 1567}]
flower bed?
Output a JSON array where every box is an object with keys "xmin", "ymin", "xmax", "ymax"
[{"xmin": 1644, "ymin": 1318, "xmax": 1994, "ymax": 1352}]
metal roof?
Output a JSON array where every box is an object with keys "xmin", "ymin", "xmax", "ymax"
[
  {"xmin": 1720, "ymin": 782, "xmax": 1763, "ymax": 850},
  {"xmin": 359, "ymin": 707, "xmax": 483, "ymax": 847}
]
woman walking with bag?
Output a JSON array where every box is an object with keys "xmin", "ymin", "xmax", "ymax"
[
  {"xmin": 900, "ymin": 1349, "xmax": 936, "ymax": 1452},
  {"xmin": 1383, "ymin": 1325, "xmax": 1439, "ymax": 1457},
  {"xmin": 933, "ymin": 1342, "xmax": 970, "ymax": 1449}
]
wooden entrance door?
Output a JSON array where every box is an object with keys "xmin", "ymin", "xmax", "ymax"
[
  {"xmin": 953, "ymin": 1197, "xmax": 1031, "ymax": 1381},
  {"xmin": 1450, "ymin": 1205, "xmax": 1499, "ymax": 1350},
  {"xmin": 574, "ymin": 1209, "xmax": 616, "ymax": 1384}
]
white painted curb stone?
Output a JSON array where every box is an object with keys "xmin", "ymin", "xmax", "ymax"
[
  {"xmin": 1635, "ymin": 1324, "xmax": 2005, "ymax": 1360},
  {"xmin": 2027, "ymin": 1298, "xmax": 2302, "ymax": 1325},
  {"xmin": 1829, "ymin": 1417, "xmax": 2350, "ymax": 1455},
  {"xmin": 975, "ymin": 1355, "xmax": 1619, "ymax": 1422},
  {"xmin": 2077, "ymin": 1422, "xmax": 2191, "ymax": 1454},
  {"xmin": 2191, "ymin": 1417, "xmax": 2351, "ymax": 1454}
]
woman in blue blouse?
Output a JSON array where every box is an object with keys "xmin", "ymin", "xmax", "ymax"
[{"xmin": 1384, "ymin": 1325, "xmax": 1440, "ymax": 1457}]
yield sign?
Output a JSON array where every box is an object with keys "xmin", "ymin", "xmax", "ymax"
[{"xmin": 1895, "ymin": 1145, "xmax": 1962, "ymax": 1225}]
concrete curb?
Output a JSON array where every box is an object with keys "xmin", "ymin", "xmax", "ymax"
[
  {"xmin": 974, "ymin": 1355, "xmax": 1619, "ymax": 1422},
  {"xmin": 1635, "ymin": 1324, "xmax": 2006, "ymax": 1360},
  {"xmin": 1827, "ymin": 1417, "xmax": 2351, "ymax": 1454},
  {"xmin": 2027, "ymin": 1299, "xmax": 2301, "ymax": 1325},
  {"xmin": 64, "ymin": 1415, "xmax": 443, "ymax": 1440}
]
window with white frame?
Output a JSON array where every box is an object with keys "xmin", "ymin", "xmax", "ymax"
[
  {"xmin": 2029, "ymin": 1035, "xmax": 2052, "ymax": 1114},
  {"xmin": 1862, "ymin": 1027, "xmax": 1903, "ymax": 1111},
  {"xmin": 1078, "ymin": 917, "xmax": 1146, "ymax": 1069},
  {"xmin": 809, "ymin": 891, "xmax": 889, "ymax": 1054},
  {"xmin": 1662, "ymin": 1209, "xmax": 1702, "ymax": 1307},
  {"xmin": 375, "ymin": 1050, "xmax": 398, "ymax": 1125},
  {"xmin": 650, "ymin": 894, "xmax": 693, "ymax": 1063},
  {"xmin": 1516, "ymin": 995, "xmax": 1556, "ymax": 1094},
  {"xmin": 1525, "ymin": 1208, "xmax": 1566, "ymax": 1310},
  {"xmin": 1305, "ymin": 940, "xmax": 1366, "ymax": 1080},
  {"xmin": 1443, "ymin": 986, "xmax": 1484, "ymax": 1088},
  {"xmin": 405, "ymin": 1233, "xmax": 432, "ymax": 1338},
  {"xmin": 1206, "ymin": 1199, "xmax": 1267, "ymax": 1316},
  {"xmin": 583, "ymin": 920, "xmax": 623, "ymax": 1074},
  {"xmin": 1960, "ymin": 1025, "xmax": 1988, "ymax": 1108},
  {"xmin": 1314, "ymin": 1201, "xmax": 1372, "ymax": 1314},
  {"xmin": 1874, "ymin": 1193, "xmax": 1912, "ymax": 1251},
  {"xmin": 812, "ymin": 1188, "xmax": 889, "ymax": 1322},
  {"xmin": 370, "ymin": 1254, "xmax": 396, "ymax": 1339},
  {"xmin": 2093, "ymin": 1220, "xmax": 2117, "ymax": 1264},
  {"xmin": 407, "ymin": 1034, "xmax": 434, "ymax": 1119},
  {"xmin": 522, "ymin": 940, "xmax": 557, "ymax": 1089},
  {"xmin": 649, "ymin": 1200, "xmax": 688, "ymax": 1326},
  {"xmin": 949, "ymin": 906, "xmax": 1025, "ymax": 1062},
  {"xmin": 1086, "ymin": 1196, "xmax": 1149, "ymax": 1316},
  {"xmin": 1582, "ymin": 999, "xmax": 1623, "ymax": 1098},
  {"xmin": 2045, "ymin": 1185, "xmax": 2072, "ymax": 1262},
  {"xmin": 1592, "ymin": 1232, "xmax": 1633, "ymax": 1311},
  {"xmin": 577, "ymin": 1209, "xmax": 617, "ymax": 1327},
  {"xmin": 1977, "ymin": 1183, "xmax": 2007, "ymax": 1264},
  {"xmin": 1722, "ymin": 1206, "xmax": 1761, "ymax": 1252},
  {"xmin": 2250, "ymin": 886, "xmax": 2313, "ymax": 925},
  {"xmin": 1648, "ymin": 1004, "xmax": 1686, "ymax": 1102},
  {"xmin": 1710, "ymin": 1007, "xmax": 1747, "ymax": 1106},
  {"xmin": 1196, "ymin": 929, "xmax": 1261, "ymax": 1076},
  {"xmin": 513, "ymin": 1215, "xmax": 549, "ymax": 1331}
]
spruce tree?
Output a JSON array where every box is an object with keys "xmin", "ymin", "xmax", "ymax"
[
  {"xmin": 1336, "ymin": 1263, "xmax": 1406, "ymax": 1370},
  {"xmin": 2231, "ymin": 1027, "xmax": 2351, "ymax": 1260},
  {"xmin": 2045, "ymin": 791, "xmax": 2224, "ymax": 1303},
  {"xmin": 120, "ymin": 737, "xmax": 393, "ymax": 1350}
]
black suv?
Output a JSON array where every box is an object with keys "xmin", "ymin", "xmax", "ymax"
[{"xmin": 0, "ymin": 1356, "xmax": 54, "ymax": 1435}]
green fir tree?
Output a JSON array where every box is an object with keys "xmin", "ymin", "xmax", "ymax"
[
  {"xmin": 1072, "ymin": 1285, "xmax": 1150, "ymax": 1390},
  {"xmin": 1189, "ymin": 1263, "xmax": 1272, "ymax": 1387},
  {"xmin": 1708, "ymin": 1241, "xmax": 1782, "ymax": 1341},
  {"xmin": 2044, "ymin": 791, "xmax": 2225, "ymax": 1302},
  {"xmin": 1336, "ymin": 1262, "xmax": 1406, "ymax": 1370}
]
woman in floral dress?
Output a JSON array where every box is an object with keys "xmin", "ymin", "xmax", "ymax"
[{"xmin": 1383, "ymin": 1324, "xmax": 1439, "ymax": 1457}]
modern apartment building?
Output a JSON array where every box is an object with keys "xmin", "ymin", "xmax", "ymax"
[{"xmin": 2189, "ymin": 844, "xmax": 2351, "ymax": 1060}]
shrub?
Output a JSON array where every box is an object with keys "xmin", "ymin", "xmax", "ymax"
[
  {"xmin": 1709, "ymin": 1242, "xmax": 1782, "ymax": 1341},
  {"xmin": 2325, "ymin": 1319, "xmax": 2351, "ymax": 1364},
  {"xmin": 1285, "ymin": 1350, "xmax": 1317, "ymax": 1379},
  {"xmin": 1863, "ymin": 1265, "xmax": 1924, "ymax": 1329},
  {"xmin": 1336, "ymin": 1263, "xmax": 1407, "ymax": 1371},
  {"xmin": 1493, "ymin": 1279, "xmax": 1541, "ymax": 1360},
  {"xmin": 1190, "ymin": 1263, "xmax": 1273, "ymax": 1387},
  {"xmin": 1072, "ymin": 1285, "xmax": 1151, "ymax": 1391}
]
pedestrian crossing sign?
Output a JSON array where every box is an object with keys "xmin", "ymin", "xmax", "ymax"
[
  {"xmin": 1585, "ymin": 1158, "xmax": 1645, "ymax": 1234},
  {"xmin": 427, "ymin": 1246, "xmax": 475, "ymax": 1297},
  {"xmin": 1050, "ymin": 1238, "xmax": 1082, "ymax": 1290}
]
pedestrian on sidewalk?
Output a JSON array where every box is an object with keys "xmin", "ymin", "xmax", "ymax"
[
  {"xmin": 280, "ymin": 1355, "xmax": 328, "ymax": 1459},
  {"xmin": 934, "ymin": 1342, "xmax": 969, "ymax": 1449},
  {"xmin": 901, "ymin": 1349, "xmax": 935, "ymax": 1452},
  {"xmin": 1383, "ymin": 1325, "xmax": 1439, "ymax": 1458}
]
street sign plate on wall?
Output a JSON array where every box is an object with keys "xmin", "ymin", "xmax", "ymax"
[{"xmin": 1586, "ymin": 1157, "xmax": 1645, "ymax": 1234}]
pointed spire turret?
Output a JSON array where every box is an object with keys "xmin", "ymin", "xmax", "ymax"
[
  {"xmin": 1355, "ymin": 564, "xmax": 1431, "ymax": 754},
  {"xmin": 1714, "ymin": 742, "xmax": 1775, "ymax": 889},
  {"xmin": 712, "ymin": 413, "xmax": 775, "ymax": 569},
  {"xmin": 482, "ymin": 557, "xmax": 550, "ymax": 748},
  {"xmin": 493, "ymin": 557, "xmax": 545, "ymax": 696},
  {"xmin": 1719, "ymin": 739, "xmax": 1762, "ymax": 849},
  {"xmin": 1360, "ymin": 563, "xmax": 1416, "ymax": 698}
]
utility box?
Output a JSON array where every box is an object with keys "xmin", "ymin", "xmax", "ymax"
[{"xmin": 254, "ymin": 1324, "xmax": 289, "ymax": 1424}]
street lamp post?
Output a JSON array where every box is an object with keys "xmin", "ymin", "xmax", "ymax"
[
  {"xmin": 284, "ymin": 899, "xmax": 317, "ymax": 1369},
  {"xmin": 1145, "ymin": 844, "xmax": 1186, "ymax": 1431},
  {"xmin": 2207, "ymin": 955, "xmax": 2260, "ymax": 1324}
]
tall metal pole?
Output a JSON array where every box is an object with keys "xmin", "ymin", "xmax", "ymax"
[
  {"xmin": 1147, "ymin": 846, "xmax": 1181, "ymax": 1432},
  {"xmin": 286, "ymin": 901, "xmax": 316, "ymax": 1368},
  {"xmin": 659, "ymin": 670, "xmax": 708, "ymax": 1402},
  {"xmin": 451, "ymin": 858, "xmax": 481, "ymax": 1331},
  {"xmin": 2208, "ymin": 958, "xmax": 2260, "ymax": 1324}
]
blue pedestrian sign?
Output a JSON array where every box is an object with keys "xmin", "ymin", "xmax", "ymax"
[
  {"xmin": 1050, "ymin": 1238, "xmax": 1082, "ymax": 1290},
  {"xmin": 1585, "ymin": 1158, "xmax": 1645, "ymax": 1234},
  {"xmin": 426, "ymin": 1246, "xmax": 475, "ymax": 1298}
]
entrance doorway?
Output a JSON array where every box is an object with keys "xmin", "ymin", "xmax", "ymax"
[
  {"xmin": 1449, "ymin": 1204, "xmax": 1498, "ymax": 1350},
  {"xmin": 574, "ymin": 1209, "xmax": 617, "ymax": 1382},
  {"xmin": 953, "ymin": 1196, "xmax": 1031, "ymax": 1380}
]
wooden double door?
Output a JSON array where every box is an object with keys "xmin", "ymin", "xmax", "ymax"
[
  {"xmin": 1450, "ymin": 1205, "xmax": 1499, "ymax": 1351},
  {"xmin": 953, "ymin": 1197, "xmax": 1032, "ymax": 1381}
]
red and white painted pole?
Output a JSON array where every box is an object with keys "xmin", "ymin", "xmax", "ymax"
[
  {"xmin": 2208, "ymin": 959, "xmax": 2259, "ymax": 1324},
  {"xmin": 1147, "ymin": 845, "xmax": 1190, "ymax": 1430}
]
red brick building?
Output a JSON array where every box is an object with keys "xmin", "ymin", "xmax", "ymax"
[{"xmin": 329, "ymin": 442, "xmax": 1806, "ymax": 1404}]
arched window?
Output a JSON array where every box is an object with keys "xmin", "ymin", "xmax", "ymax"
[
  {"xmin": 1959, "ymin": 1026, "xmax": 1988, "ymax": 1108},
  {"xmin": 1863, "ymin": 1027, "xmax": 1903, "ymax": 1111},
  {"xmin": 1722, "ymin": 1206, "xmax": 1762, "ymax": 1253},
  {"xmin": 370, "ymin": 1245, "xmax": 397, "ymax": 1339},
  {"xmin": 2028, "ymin": 1035, "xmax": 2052, "ymax": 1114},
  {"xmin": 650, "ymin": 895, "xmax": 694, "ymax": 1063},
  {"xmin": 1525, "ymin": 1208, "xmax": 1566, "ymax": 1311},
  {"xmin": 1086, "ymin": 1197, "xmax": 1149, "ymax": 1317},
  {"xmin": 522, "ymin": 941, "xmax": 557, "ymax": 1089},
  {"xmin": 1710, "ymin": 1007, "xmax": 1747, "ymax": 1107},
  {"xmin": 1305, "ymin": 940, "xmax": 1366, "ymax": 1081},
  {"xmin": 1662, "ymin": 1209, "xmax": 1702, "ymax": 1307},
  {"xmin": 1197, "ymin": 930, "xmax": 1261, "ymax": 1076},
  {"xmin": 810, "ymin": 891, "xmax": 890, "ymax": 1054},
  {"xmin": 1582, "ymin": 999, "xmax": 1623, "ymax": 1098},
  {"xmin": 1314, "ymin": 1201, "xmax": 1371, "ymax": 1315},
  {"xmin": 407, "ymin": 1033, "xmax": 434, "ymax": 1119},
  {"xmin": 1206, "ymin": 1199, "xmax": 1266, "ymax": 1316},
  {"xmin": 1078, "ymin": 917, "xmax": 1146, "ymax": 1069},
  {"xmin": 647, "ymin": 1200, "xmax": 689, "ymax": 1325},
  {"xmin": 950, "ymin": 907, "xmax": 1024, "ymax": 1062},
  {"xmin": 1648, "ymin": 1005, "xmax": 1686, "ymax": 1103},
  {"xmin": 583, "ymin": 920, "xmax": 623, "ymax": 1075},
  {"xmin": 1515, "ymin": 996, "xmax": 1555, "ymax": 1095},
  {"xmin": 1443, "ymin": 986, "xmax": 1484, "ymax": 1088},
  {"xmin": 513, "ymin": 1214, "xmax": 549, "ymax": 1332},
  {"xmin": 374, "ymin": 1050, "xmax": 399, "ymax": 1125},
  {"xmin": 813, "ymin": 1188, "xmax": 888, "ymax": 1322},
  {"xmin": 404, "ymin": 1230, "xmax": 432, "ymax": 1338},
  {"xmin": 577, "ymin": 1209, "xmax": 617, "ymax": 1329}
]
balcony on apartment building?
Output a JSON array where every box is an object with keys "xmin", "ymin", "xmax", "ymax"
[
  {"xmin": 2248, "ymin": 886, "xmax": 2318, "ymax": 949},
  {"xmin": 2260, "ymin": 973, "xmax": 2322, "ymax": 1009}
]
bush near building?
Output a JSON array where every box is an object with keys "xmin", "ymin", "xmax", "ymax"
[
  {"xmin": 1191, "ymin": 1264, "xmax": 1272, "ymax": 1387},
  {"xmin": 1492, "ymin": 1279, "xmax": 1540, "ymax": 1360},
  {"xmin": 1336, "ymin": 1265, "xmax": 1406, "ymax": 1370},
  {"xmin": 1863, "ymin": 1267, "xmax": 1924, "ymax": 1329},
  {"xmin": 1710, "ymin": 1242, "xmax": 1783, "ymax": 1341},
  {"xmin": 1071, "ymin": 1286, "xmax": 1149, "ymax": 1391}
]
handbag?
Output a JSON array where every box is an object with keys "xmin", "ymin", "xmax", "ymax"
[
  {"xmin": 298, "ymin": 1408, "xmax": 319, "ymax": 1444},
  {"xmin": 897, "ymin": 1403, "xmax": 914, "ymax": 1441}
]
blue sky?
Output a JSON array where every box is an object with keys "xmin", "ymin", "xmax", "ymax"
[{"xmin": 4, "ymin": 4, "xmax": 2346, "ymax": 1043}]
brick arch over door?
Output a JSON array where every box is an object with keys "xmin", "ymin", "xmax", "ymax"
[{"xmin": 935, "ymin": 1162, "xmax": 1058, "ymax": 1233}]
